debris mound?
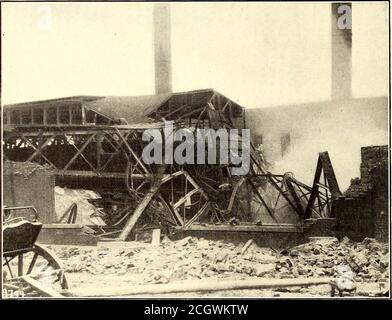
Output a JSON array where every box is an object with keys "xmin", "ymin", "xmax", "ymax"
[{"xmin": 49, "ymin": 236, "xmax": 388, "ymax": 288}]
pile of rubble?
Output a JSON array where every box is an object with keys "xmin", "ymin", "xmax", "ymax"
[
  {"xmin": 276, "ymin": 237, "xmax": 389, "ymax": 282},
  {"xmin": 49, "ymin": 236, "xmax": 388, "ymax": 286}
]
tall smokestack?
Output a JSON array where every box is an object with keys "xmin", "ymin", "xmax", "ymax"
[
  {"xmin": 331, "ymin": 2, "xmax": 352, "ymax": 100},
  {"xmin": 153, "ymin": 3, "xmax": 172, "ymax": 94}
]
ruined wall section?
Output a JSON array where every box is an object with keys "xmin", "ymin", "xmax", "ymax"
[
  {"xmin": 371, "ymin": 157, "xmax": 389, "ymax": 242},
  {"xmin": 334, "ymin": 145, "xmax": 388, "ymax": 242},
  {"xmin": 3, "ymin": 161, "xmax": 56, "ymax": 223}
]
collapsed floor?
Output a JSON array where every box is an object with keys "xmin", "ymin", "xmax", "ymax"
[{"xmin": 46, "ymin": 236, "xmax": 389, "ymax": 297}]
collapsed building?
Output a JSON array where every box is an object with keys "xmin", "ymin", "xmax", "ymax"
[
  {"xmin": 1, "ymin": 4, "xmax": 389, "ymax": 300},
  {"xmin": 2, "ymin": 3, "xmax": 388, "ymax": 246},
  {"xmin": 3, "ymin": 89, "xmax": 338, "ymax": 246}
]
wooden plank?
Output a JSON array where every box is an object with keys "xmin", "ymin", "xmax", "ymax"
[
  {"xmin": 222, "ymin": 100, "xmax": 230, "ymax": 112},
  {"xmin": 151, "ymin": 229, "xmax": 161, "ymax": 246},
  {"xmin": 264, "ymin": 171, "xmax": 302, "ymax": 216},
  {"xmin": 285, "ymin": 179, "xmax": 305, "ymax": 218},
  {"xmin": 25, "ymin": 136, "xmax": 54, "ymax": 163},
  {"xmin": 69, "ymin": 140, "xmax": 100, "ymax": 175},
  {"xmin": 241, "ymin": 239, "xmax": 254, "ymax": 256},
  {"xmin": 305, "ymin": 158, "xmax": 323, "ymax": 219},
  {"xmin": 174, "ymin": 188, "xmax": 201, "ymax": 210},
  {"xmin": 162, "ymin": 104, "xmax": 188, "ymax": 119},
  {"xmin": 56, "ymin": 203, "xmax": 76, "ymax": 223},
  {"xmin": 227, "ymin": 177, "xmax": 245, "ymax": 214},
  {"xmin": 182, "ymin": 171, "xmax": 208, "ymax": 199},
  {"xmin": 176, "ymin": 107, "xmax": 205, "ymax": 120},
  {"xmin": 62, "ymin": 133, "xmax": 96, "ymax": 172},
  {"xmin": 71, "ymin": 277, "xmax": 332, "ymax": 297},
  {"xmin": 160, "ymin": 170, "xmax": 184, "ymax": 184},
  {"xmin": 55, "ymin": 170, "xmax": 146, "ymax": 179},
  {"xmin": 194, "ymin": 107, "xmax": 207, "ymax": 128},
  {"xmin": 100, "ymin": 132, "xmax": 131, "ymax": 171},
  {"xmin": 178, "ymin": 223, "xmax": 304, "ymax": 233},
  {"xmin": 319, "ymin": 151, "xmax": 341, "ymax": 197},
  {"xmin": 158, "ymin": 194, "xmax": 184, "ymax": 226},
  {"xmin": 184, "ymin": 201, "xmax": 209, "ymax": 229},
  {"xmin": 20, "ymin": 135, "xmax": 57, "ymax": 168},
  {"xmin": 207, "ymin": 102, "xmax": 219, "ymax": 129},
  {"xmin": 22, "ymin": 275, "xmax": 64, "ymax": 297},
  {"xmin": 118, "ymin": 182, "xmax": 162, "ymax": 241},
  {"xmin": 115, "ymin": 127, "xmax": 150, "ymax": 175}
]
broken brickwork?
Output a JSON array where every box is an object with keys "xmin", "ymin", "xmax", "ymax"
[{"xmin": 334, "ymin": 145, "xmax": 388, "ymax": 242}]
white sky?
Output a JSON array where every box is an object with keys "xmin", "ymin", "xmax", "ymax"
[{"xmin": 1, "ymin": 2, "xmax": 389, "ymax": 108}]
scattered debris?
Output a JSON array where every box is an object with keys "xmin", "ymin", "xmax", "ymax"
[
  {"xmin": 241, "ymin": 239, "xmax": 254, "ymax": 256},
  {"xmin": 48, "ymin": 236, "xmax": 388, "ymax": 296}
]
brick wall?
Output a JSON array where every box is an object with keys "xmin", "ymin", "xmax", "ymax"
[
  {"xmin": 334, "ymin": 196, "xmax": 374, "ymax": 241},
  {"xmin": 172, "ymin": 229, "xmax": 307, "ymax": 248},
  {"xmin": 304, "ymin": 218, "xmax": 337, "ymax": 238},
  {"xmin": 334, "ymin": 145, "xmax": 388, "ymax": 242},
  {"xmin": 371, "ymin": 158, "xmax": 389, "ymax": 242}
]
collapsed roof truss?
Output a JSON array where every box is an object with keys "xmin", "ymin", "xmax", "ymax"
[{"xmin": 3, "ymin": 89, "xmax": 336, "ymax": 239}]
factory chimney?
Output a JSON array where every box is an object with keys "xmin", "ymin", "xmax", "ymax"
[
  {"xmin": 331, "ymin": 2, "xmax": 352, "ymax": 100},
  {"xmin": 153, "ymin": 3, "xmax": 172, "ymax": 94}
]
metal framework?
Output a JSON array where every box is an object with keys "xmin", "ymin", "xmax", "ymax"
[{"xmin": 3, "ymin": 89, "xmax": 336, "ymax": 239}]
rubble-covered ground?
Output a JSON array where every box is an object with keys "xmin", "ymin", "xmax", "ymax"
[{"xmin": 48, "ymin": 236, "xmax": 389, "ymax": 297}]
